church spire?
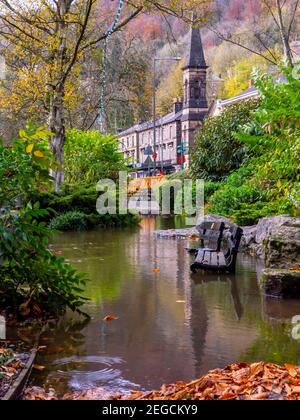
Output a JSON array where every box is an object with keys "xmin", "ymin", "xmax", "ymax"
[{"xmin": 183, "ymin": 15, "xmax": 207, "ymax": 70}]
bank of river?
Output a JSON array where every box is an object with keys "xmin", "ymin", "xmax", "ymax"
[{"xmin": 10, "ymin": 216, "xmax": 300, "ymax": 397}]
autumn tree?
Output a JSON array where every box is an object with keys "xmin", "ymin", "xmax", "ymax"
[
  {"xmin": 156, "ymin": 59, "xmax": 184, "ymax": 115},
  {"xmin": 210, "ymin": 0, "xmax": 300, "ymax": 66},
  {"xmin": 0, "ymin": 0, "xmax": 213, "ymax": 191}
]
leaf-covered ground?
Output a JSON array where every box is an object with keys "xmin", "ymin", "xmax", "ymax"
[
  {"xmin": 0, "ymin": 345, "xmax": 30, "ymax": 398},
  {"xmin": 24, "ymin": 362, "xmax": 300, "ymax": 400},
  {"xmin": 120, "ymin": 362, "xmax": 300, "ymax": 400}
]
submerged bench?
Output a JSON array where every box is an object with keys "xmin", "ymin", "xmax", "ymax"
[
  {"xmin": 188, "ymin": 221, "xmax": 225, "ymax": 256},
  {"xmin": 190, "ymin": 226, "xmax": 244, "ymax": 274}
]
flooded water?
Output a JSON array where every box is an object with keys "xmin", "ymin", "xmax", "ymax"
[{"xmin": 30, "ymin": 217, "xmax": 300, "ymax": 395}]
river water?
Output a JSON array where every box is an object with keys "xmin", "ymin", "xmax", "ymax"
[{"xmin": 30, "ymin": 217, "xmax": 300, "ymax": 395}]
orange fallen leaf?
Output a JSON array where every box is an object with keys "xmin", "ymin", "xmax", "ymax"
[
  {"xmin": 103, "ymin": 315, "xmax": 118, "ymax": 321},
  {"xmin": 284, "ymin": 364, "xmax": 298, "ymax": 378},
  {"xmin": 152, "ymin": 268, "xmax": 160, "ymax": 273},
  {"xmin": 289, "ymin": 267, "xmax": 300, "ymax": 271},
  {"xmin": 33, "ymin": 364, "xmax": 46, "ymax": 371}
]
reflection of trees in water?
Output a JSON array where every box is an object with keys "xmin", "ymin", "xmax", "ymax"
[
  {"xmin": 51, "ymin": 230, "xmax": 136, "ymax": 304},
  {"xmin": 241, "ymin": 321, "xmax": 300, "ymax": 366},
  {"xmin": 41, "ymin": 220, "xmax": 300, "ymax": 392}
]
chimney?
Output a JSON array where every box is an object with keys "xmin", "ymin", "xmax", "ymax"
[
  {"xmin": 248, "ymin": 79, "xmax": 254, "ymax": 88},
  {"xmin": 173, "ymin": 97, "xmax": 183, "ymax": 114}
]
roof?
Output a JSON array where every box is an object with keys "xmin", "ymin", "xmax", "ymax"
[
  {"xmin": 219, "ymin": 74, "xmax": 287, "ymax": 106},
  {"xmin": 118, "ymin": 110, "xmax": 183, "ymax": 137},
  {"xmin": 183, "ymin": 26, "xmax": 207, "ymax": 69}
]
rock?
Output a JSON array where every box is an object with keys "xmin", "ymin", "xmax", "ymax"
[
  {"xmin": 240, "ymin": 225, "xmax": 257, "ymax": 250},
  {"xmin": 154, "ymin": 227, "xmax": 199, "ymax": 239},
  {"xmin": 260, "ymin": 268, "xmax": 300, "ymax": 298},
  {"xmin": 255, "ymin": 215, "xmax": 293, "ymax": 244},
  {"xmin": 264, "ymin": 217, "xmax": 300, "ymax": 268},
  {"xmin": 247, "ymin": 242, "xmax": 264, "ymax": 258},
  {"xmin": 195, "ymin": 214, "xmax": 236, "ymax": 233}
]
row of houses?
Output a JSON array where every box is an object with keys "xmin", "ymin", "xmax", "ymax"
[{"xmin": 118, "ymin": 30, "xmax": 298, "ymax": 178}]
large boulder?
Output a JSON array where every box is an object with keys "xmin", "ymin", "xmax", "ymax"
[
  {"xmin": 255, "ymin": 215, "xmax": 295, "ymax": 244},
  {"xmin": 260, "ymin": 268, "xmax": 300, "ymax": 298},
  {"xmin": 195, "ymin": 214, "xmax": 236, "ymax": 232},
  {"xmin": 264, "ymin": 217, "xmax": 300, "ymax": 268}
]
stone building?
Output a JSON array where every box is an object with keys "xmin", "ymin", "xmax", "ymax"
[{"xmin": 118, "ymin": 23, "xmax": 209, "ymax": 177}]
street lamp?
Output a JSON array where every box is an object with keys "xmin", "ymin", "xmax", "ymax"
[{"xmin": 152, "ymin": 56, "xmax": 181, "ymax": 175}]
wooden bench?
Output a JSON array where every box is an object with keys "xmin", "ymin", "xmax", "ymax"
[
  {"xmin": 190, "ymin": 226, "xmax": 243, "ymax": 274},
  {"xmin": 187, "ymin": 221, "xmax": 225, "ymax": 256}
]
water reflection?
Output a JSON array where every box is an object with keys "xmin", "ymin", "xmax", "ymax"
[{"xmin": 30, "ymin": 217, "xmax": 300, "ymax": 395}]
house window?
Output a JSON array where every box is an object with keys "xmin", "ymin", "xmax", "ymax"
[{"xmin": 169, "ymin": 126, "xmax": 172, "ymax": 139}]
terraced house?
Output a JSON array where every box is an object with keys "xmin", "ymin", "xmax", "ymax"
[{"xmin": 118, "ymin": 23, "xmax": 209, "ymax": 177}]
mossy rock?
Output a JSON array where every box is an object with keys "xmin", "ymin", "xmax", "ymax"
[{"xmin": 260, "ymin": 268, "xmax": 300, "ymax": 298}]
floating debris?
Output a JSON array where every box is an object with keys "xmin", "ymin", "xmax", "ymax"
[{"xmin": 103, "ymin": 315, "xmax": 118, "ymax": 322}]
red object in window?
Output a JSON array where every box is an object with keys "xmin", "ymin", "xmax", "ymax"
[
  {"xmin": 152, "ymin": 153, "xmax": 158, "ymax": 159},
  {"xmin": 178, "ymin": 155, "xmax": 186, "ymax": 165}
]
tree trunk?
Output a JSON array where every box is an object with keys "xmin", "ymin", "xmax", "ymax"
[
  {"xmin": 48, "ymin": 0, "xmax": 69, "ymax": 192},
  {"xmin": 276, "ymin": 0, "xmax": 294, "ymax": 66},
  {"xmin": 49, "ymin": 86, "xmax": 65, "ymax": 192}
]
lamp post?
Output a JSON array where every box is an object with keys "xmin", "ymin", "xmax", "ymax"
[{"xmin": 152, "ymin": 56, "xmax": 181, "ymax": 175}]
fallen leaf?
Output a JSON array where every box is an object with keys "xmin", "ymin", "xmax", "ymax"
[
  {"xmin": 284, "ymin": 364, "xmax": 298, "ymax": 378},
  {"xmin": 289, "ymin": 267, "xmax": 300, "ymax": 271},
  {"xmin": 176, "ymin": 300, "xmax": 186, "ymax": 303},
  {"xmin": 103, "ymin": 315, "xmax": 118, "ymax": 322},
  {"xmin": 152, "ymin": 268, "xmax": 160, "ymax": 273},
  {"xmin": 33, "ymin": 364, "xmax": 46, "ymax": 371},
  {"xmin": 32, "ymin": 302, "xmax": 42, "ymax": 317},
  {"xmin": 19, "ymin": 302, "xmax": 30, "ymax": 316}
]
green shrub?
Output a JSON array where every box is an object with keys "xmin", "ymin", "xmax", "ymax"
[
  {"xmin": 205, "ymin": 65, "xmax": 300, "ymax": 223},
  {"xmin": 209, "ymin": 183, "xmax": 264, "ymax": 217},
  {"xmin": 167, "ymin": 170, "xmax": 190, "ymax": 180},
  {"xmin": 204, "ymin": 181, "xmax": 224, "ymax": 203},
  {"xmin": 190, "ymin": 99, "xmax": 259, "ymax": 181},
  {"xmin": 49, "ymin": 211, "xmax": 88, "ymax": 231},
  {"xmin": 36, "ymin": 185, "xmax": 98, "ymax": 215},
  {"xmin": 34, "ymin": 184, "xmax": 140, "ymax": 229},
  {"xmin": 64, "ymin": 129, "xmax": 127, "ymax": 184},
  {"xmin": 0, "ymin": 126, "xmax": 88, "ymax": 318},
  {"xmin": 231, "ymin": 198, "xmax": 294, "ymax": 226}
]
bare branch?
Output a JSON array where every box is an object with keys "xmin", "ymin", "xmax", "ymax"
[{"xmin": 208, "ymin": 25, "xmax": 278, "ymax": 66}]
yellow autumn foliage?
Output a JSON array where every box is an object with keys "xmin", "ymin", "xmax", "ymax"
[
  {"xmin": 223, "ymin": 52, "xmax": 281, "ymax": 98},
  {"xmin": 156, "ymin": 59, "xmax": 184, "ymax": 116}
]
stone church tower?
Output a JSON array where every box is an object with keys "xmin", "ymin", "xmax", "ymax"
[{"xmin": 181, "ymin": 24, "xmax": 208, "ymax": 167}]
